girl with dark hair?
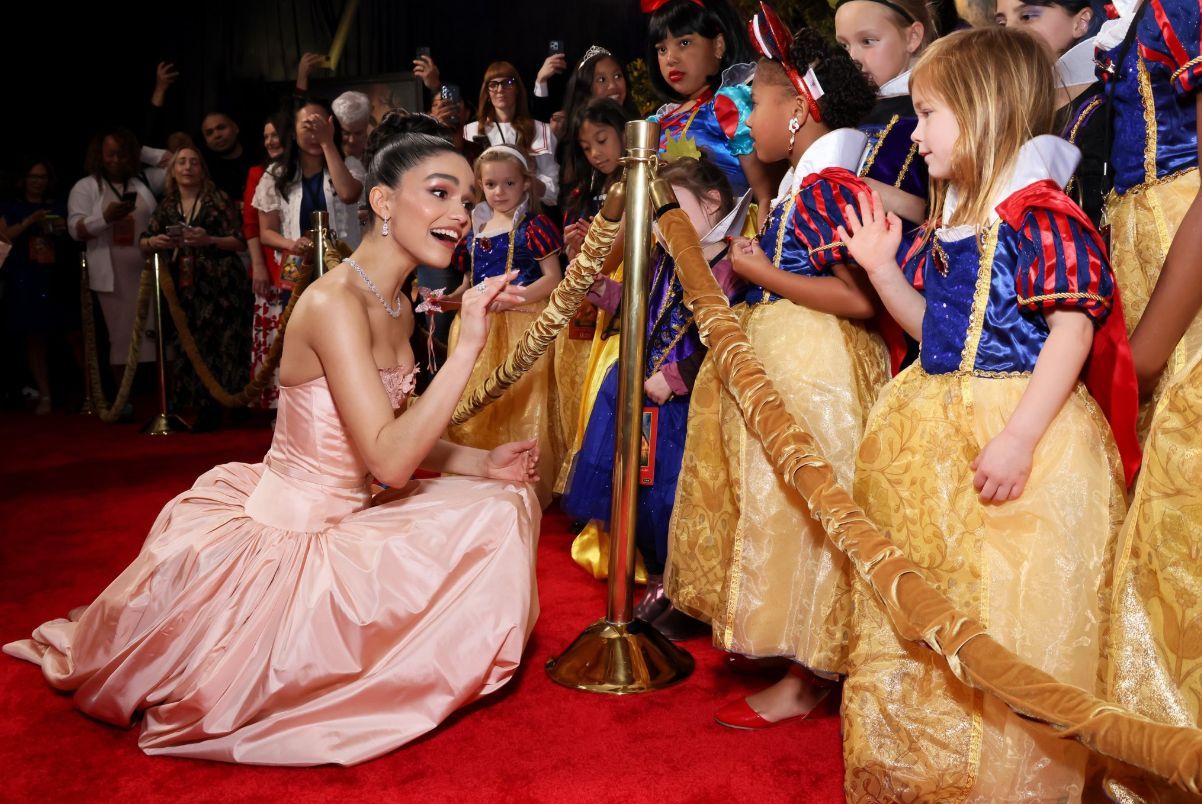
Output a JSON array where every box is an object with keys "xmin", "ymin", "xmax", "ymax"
[
  {"xmin": 244, "ymin": 113, "xmax": 288, "ymax": 410},
  {"xmin": 140, "ymin": 147, "xmax": 250, "ymax": 431},
  {"xmin": 667, "ymin": 5, "xmax": 891, "ymax": 728},
  {"xmin": 251, "ymin": 99, "xmax": 364, "ymax": 272},
  {"xmin": 465, "ymin": 62, "xmax": 560, "ymax": 205},
  {"xmin": 6, "ymin": 114, "xmax": 541, "ymax": 766},
  {"xmin": 643, "ymin": 0, "xmax": 774, "ymax": 207},
  {"xmin": 996, "ymin": 0, "xmax": 1109, "ymax": 225}
]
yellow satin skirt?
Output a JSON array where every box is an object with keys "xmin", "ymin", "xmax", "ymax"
[
  {"xmin": 447, "ymin": 302, "xmax": 558, "ymax": 508},
  {"xmin": 842, "ymin": 367, "xmax": 1125, "ymax": 803},
  {"xmin": 1104, "ymin": 347, "xmax": 1202, "ymax": 803},
  {"xmin": 552, "ymin": 327, "xmax": 593, "ymax": 493},
  {"xmin": 665, "ymin": 300, "xmax": 889, "ymax": 675},
  {"xmin": 1106, "ymin": 168, "xmax": 1202, "ymax": 433}
]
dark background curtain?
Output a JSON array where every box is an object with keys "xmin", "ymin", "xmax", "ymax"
[{"xmin": 2, "ymin": 0, "xmax": 645, "ymax": 189}]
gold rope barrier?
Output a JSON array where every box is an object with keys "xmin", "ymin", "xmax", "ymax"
[
  {"xmin": 654, "ymin": 193, "xmax": 1202, "ymax": 791},
  {"xmin": 80, "ymin": 255, "xmax": 155, "ymax": 422},
  {"xmin": 156, "ymin": 238, "xmax": 335, "ymax": 408},
  {"xmin": 450, "ymin": 182, "xmax": 627, "ymax": 425}
]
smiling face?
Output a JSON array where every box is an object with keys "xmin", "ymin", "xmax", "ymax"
[
  {"xmin": 478, "ymin": 158, "xmax": 529, "ymax": 215},
  {"xmin": 370, "ymin": 151, "xmax": 475, "ymax": 268},
  {"xmin": 486, "ymin": 73, "xmax": 519, "ymax": 117},
  {"xmin": 911, "ymin": 85, "xmax": 960, "ymax": 179},
  {"xmin": 172, "ymin": 148, "xmax": 205, "ymax": 190},
  {"xmin": 590, "ymin": 56, "xmax": 628, "ymax": 105},
  {"xmin": 655, "ymin": 31, "xmax": 724, "ymax": 99},
  {"xmin": 578, "ymin": 120, "xmax": 623, "ymax": 176},
  {"xmin": 834, "ymin": 1, "xmax": 923, "ymax": 88},
  {"xmin": 747, "ymin": 66, "xmax": 803, "ymax": 164},
  {"xmin": 263, "ymin": 121, "xmax": 283, "ymax": 160},
  {"xmin": 995, "ymin": 0, "xmax": 1091, "ymax": 55}
]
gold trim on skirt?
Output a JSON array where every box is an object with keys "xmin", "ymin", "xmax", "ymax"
[{"xmin": 843, "ymin": 367, "xmax": 1126, "ymax": 803}]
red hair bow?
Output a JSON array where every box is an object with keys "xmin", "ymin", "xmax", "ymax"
[
  {"xmin": 748, "ymin": 1, "xmax": 824, "ymax": 123},
  {"xmin": 641, "ymin": 0, "xmax": 705, "ymax": 13}
]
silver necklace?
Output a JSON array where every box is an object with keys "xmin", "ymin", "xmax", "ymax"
[{"xmin": 345, "ymin": 258, "xmax": 402, "ymax": 319}]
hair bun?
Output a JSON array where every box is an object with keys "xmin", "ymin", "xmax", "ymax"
[{"xmin": 365, "ymin": 111, "xmax": 453, "ymax": 167}]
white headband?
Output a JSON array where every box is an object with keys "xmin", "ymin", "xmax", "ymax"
[{"xmin": 481, "ymin": 144, "xmax": 530, "ymax": 170}]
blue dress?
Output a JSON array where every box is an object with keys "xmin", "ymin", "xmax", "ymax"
[
  {"xmin": 452, "ymin": 211, "xmax": 562, "ymax": 287},
  {"xmin": 562, "ymin": 248, "xmax": 741, "ymax": 572},
  {"xmin": 651, "ymin": 85, "xmax": 754, "ymax": 197}
]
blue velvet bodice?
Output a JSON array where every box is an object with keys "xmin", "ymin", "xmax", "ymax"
[{"xmin": 652, "ymin": 86, "xmax": 754, "ymax": 198}]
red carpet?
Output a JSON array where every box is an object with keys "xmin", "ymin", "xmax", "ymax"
[{"xmin": 0, "ymin": 410, "xmax": 843, "ymax": 802}]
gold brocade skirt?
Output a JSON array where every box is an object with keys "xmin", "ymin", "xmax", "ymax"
[
  {"xmin": 447, "ymin": 302, "xmax": 558, "ymax": 507},
  {"xmin": 665, "ymin": 300, "xmax": 889, "ymax": 675},
  {"xmin": 1104, "ymin": 348, "xmax": 1202, "ymax": 803},
  {"xmin": 1106, "ymin": 168, "xmax": 1202, "ymax": 433},
  {"xmin": 842, "ymin": 367, "xmax": 1125, "ymax": 804},
  {"xmin": 552, "ymin": 327, "xmax": 593, "ymax": 493}
]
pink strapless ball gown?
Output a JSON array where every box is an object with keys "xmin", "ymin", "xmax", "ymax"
[{"xmin": 4, "ymin": 367, "xmax": 541, "ymax": 766}]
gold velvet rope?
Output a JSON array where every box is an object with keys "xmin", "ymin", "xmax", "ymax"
[
  {"xmin": 450, "ymin": 184, "xmax": 626, "ymax": 425},
  {"xmin": 80, "ymin": 258, "xmax": 155, "ymax": 422},
  {"xmin": 155, "ymin": 241, "xmax": 334, "ymax": 408},
  {"xmin": 656, "ymin": 205, "xmax": 1202, "ymax": 792}
]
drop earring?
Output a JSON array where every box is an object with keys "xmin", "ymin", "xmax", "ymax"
[
  {"xmin": 787, "ymin": 116, "xmax": 801, "ymax": 156},
  {"xmin": 382, "ymin": 217, "xmax": 391, "ymax": 237}
]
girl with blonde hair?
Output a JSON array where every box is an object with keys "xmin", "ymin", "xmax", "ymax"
[{"xmin": 838, "ymin": 26, "xmax": 1139, "ymax": 801}]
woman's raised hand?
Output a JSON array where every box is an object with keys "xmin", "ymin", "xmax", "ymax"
[
  {"xmin": 836, "ymin": 190, "xmax": 904, "ymax": 278},
  {"xmin": 456, "ymin": 270, "xmax": 525, "ymax": 353}
]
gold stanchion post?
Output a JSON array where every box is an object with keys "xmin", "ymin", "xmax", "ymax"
[
  {"xmin": 312, "ymin": 211, "xmax": 330, "ymax": 277},
  {"xmin": 79, "ymin": 253, "xmax": 96, "ymax": 416},
  {"xmin": 546, "ymin": 120, "xmax": 695, "ymax": 694},
  {"xmin": 142, "ymin": 252, "xmax": 189, "ymax": 435}
]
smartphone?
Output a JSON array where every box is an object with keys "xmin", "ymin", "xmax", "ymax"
[
  {"xmin": 439, "ymin": 84, "xmax": 461, "ymax": 104},
  {"xmin": 416, "ymin": 46, "xmax": 431, "ymax": 59},
  {"xmin": 121, "ymin": 191, "xmax": 137, "ymax": 204},
  {"xmin": 165, "ymin": 224, "xmax": 184, "ymax": 242},
  {"xmin": 548, "ymin": 40, "xmax": 565, "ymax": 56},
  {"xmin": 472, "ymin": 134, "xmax": 491, "ymax": 150}
]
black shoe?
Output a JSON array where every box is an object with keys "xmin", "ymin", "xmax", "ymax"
[
  {"xmin": 634, "ymin": 574, "xmax": 670, "ymax": 622},
  {"xmin": 651, "ymin": 605, "xmax": 709, "ymax": 642}
]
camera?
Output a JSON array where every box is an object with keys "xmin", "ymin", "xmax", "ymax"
[
  {"xmin": 548, "ymin": 40, "xmax": 564, "ymax": 56},
  {"xmin": 416, "ymin": 46, "xmax": 431, "ymax": 59}
]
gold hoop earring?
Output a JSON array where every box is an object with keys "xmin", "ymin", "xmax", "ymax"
[{"xmin": 787, "ymin": 117, "xmax": 801, "ymax": 156}]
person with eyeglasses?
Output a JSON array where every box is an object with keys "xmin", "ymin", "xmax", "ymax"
[{"xmin": 463, "ymin": 62, "xmax": 560, "ymax": 207}]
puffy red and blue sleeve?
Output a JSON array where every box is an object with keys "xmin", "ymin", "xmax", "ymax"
[
  {"xmin": 1013, "ymin": 205, "xmax": 1114, "ymax": 324},
  {"xmin": 793, "ymin": 168, "xmax": 870, "ymax": 272},
  {"xmin": 524, "ymin": 214, "xmax": 563, "ymax": 260},
  {"xmin": 1142, "ymin": 0, "xmax": 1202, "ymax": 96}
]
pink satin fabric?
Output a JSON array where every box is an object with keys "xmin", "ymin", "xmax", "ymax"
[{"xmin": 4, "ymin": 367, "xmax": 541, "ymax": 766}]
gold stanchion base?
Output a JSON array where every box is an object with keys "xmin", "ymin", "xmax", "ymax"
[
  {"xmin": 142, "ymin": 413, "xmax": 190, "ymax": 435},
  {"xmin": 545, "ymin": 617, "xmax": 694, "ymax": 694}
]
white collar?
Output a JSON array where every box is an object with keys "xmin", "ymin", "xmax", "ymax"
[
  {"xmin": 471, "ymin": 198, "xmax": 529, "ymax": 234},
  {"xmin": 1096, "ymin": 0, "xmax": 1143, "ymax": 52},
  {"xmin": 878, "ymin": 69, "xmax": 911, "ymax": 98},
  {"xmin": 700, "ymin": 190, "xmax": 753, "ymax": 246},
  {"xmin": 942, "ymin": 135, "xmax": 1080, "ymax": 226},
  {"xmin": 1057, "ymin": 37, "xmax": 1098, "ymax": 89},
  {"xmin": 793, "ymin": 128, "xmax": 869, "ymax": 191}
]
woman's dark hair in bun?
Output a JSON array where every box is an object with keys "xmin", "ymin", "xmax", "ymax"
[{"xmin": 363, "ymin": 111, "xmax": 462, "ymax": 222}]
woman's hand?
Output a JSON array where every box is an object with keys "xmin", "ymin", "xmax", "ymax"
[
  {"xmin": 144, "ymin": 234, "xmax": 176, "ymax": 250},
  {"xmin": 457, "ymin": 270, "xmax": 526, "ymax": 353},
  {"xmin": 413, "ymin": 55, "xmax": 441, "ymax": 91},
  {"xmin": 182, "ymin": 226, "xmax": 212, "ymax": 247},
  {"xmin": 536, "ymin": 54, "xmax": 567, "ymax": 86},
  {"xmin": 483, "ymin": 438, "xmax": 540, "ymax": 483},
  {"xmin": 24, "ymin": 209, "xmax": 48, "ymax": 228},
  {"xmin": 306, "ymin": 113, "xmax": 337, "ymax": 149},
  {"xmin": 103, "ymin": 200, "xmax": 135, "ymax": 223},
  {"xmin": 252, "ymin": 261, "xmax": 272, "ymax": 296},
  {"xmin": 971, "ymin": 429, "xmax": 1035, "ymax": 503},
  {"xmin": 644, "ymin": 371, "xmax": 674, "ymax": 405},
  {"xmin": 836, "ymin": 190, "xmax": 904, "ymax": 279},
  {"xmin": 296, "ymin": 52, "xmax": 326, "ymax": 91}
]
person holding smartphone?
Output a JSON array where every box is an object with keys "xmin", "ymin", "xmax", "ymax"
[{"xmin": 68, "ymin": 128, "xmax": 166, "ymax": 392}]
